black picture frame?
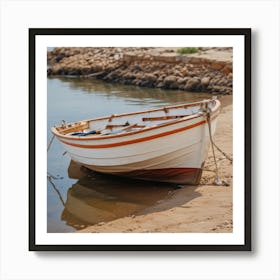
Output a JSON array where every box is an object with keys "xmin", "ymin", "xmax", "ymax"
[{"xmin": 29, "ymin": 28, "xmax": 251, "ymax": 251}]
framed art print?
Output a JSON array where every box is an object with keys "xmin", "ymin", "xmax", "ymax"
[{"xmin": 29, "ymin": 28, "xmax": 251, "ymax": 251}]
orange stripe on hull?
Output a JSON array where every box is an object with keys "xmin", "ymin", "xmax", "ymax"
[
  {"xmin": 110, "ymin": 168, "xmax": 203, "ymax": 185},
  {"xmin": 60, "ymin": 119, "xmax": 207, "ymax": 149}
]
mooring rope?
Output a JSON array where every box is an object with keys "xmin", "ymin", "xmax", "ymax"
[
  {"xmin": 47, "ymin": 134, "xmax": 55, "ymax": 152},
  {"xmin": 205, "ymin": 108, "xmax": 232, "ymax": 186},
  {"xmin": 47, "ymin": 134, "xmax": 66, "ymax": 180},
  {"xmin": 206, "ymin": 114, "xmax": 220, "ymax": 183},
  {"xmin": 206, "ymin": 114, "xmax": 233, "ymax": 164},
  {"xmin": 47, "ymin": 175, "xmax": 65, "ymax": 207},
  {"xmin": 211, "ymin": 141, "xmax": 233, "ymax": 163}
]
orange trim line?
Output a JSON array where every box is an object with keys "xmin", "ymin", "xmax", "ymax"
[
  {"xmin": 54, "ymin": 108, "xmax": 219, "ymax": 142},
  {"xmin": 52, "ymin": 101, "xmax": 220, "ymax": 141},
  {"xmin": 60, "ymin": 116, "xmax": 217, "ymax": 149}
]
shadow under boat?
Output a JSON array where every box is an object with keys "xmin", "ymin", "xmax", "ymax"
[{"xmin": 61, "ymin": 161, "xmax": 179, "ymax": 230}]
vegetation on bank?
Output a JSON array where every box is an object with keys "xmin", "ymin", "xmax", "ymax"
[{"xmin": 177, "ymin": 47, "xmax": 199, "ymax": 54}]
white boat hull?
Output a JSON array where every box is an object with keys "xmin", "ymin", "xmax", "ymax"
[{"xmin": 52, "ymin": 99, "xmax": 220, "ymax": 184}]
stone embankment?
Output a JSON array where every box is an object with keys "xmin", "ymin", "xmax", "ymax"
[{"xmin": 47, "ymin": 47, "xmax": 233, "ymax": 95}]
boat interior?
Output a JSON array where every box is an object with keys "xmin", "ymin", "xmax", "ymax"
[{"xmin": 53, "ymin": 100, "xmax": 217, "ymax": 137}]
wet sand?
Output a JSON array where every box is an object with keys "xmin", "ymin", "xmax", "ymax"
[{"xmin": 79, "ymin": 96, "xmax": 233, "ymax": 233}]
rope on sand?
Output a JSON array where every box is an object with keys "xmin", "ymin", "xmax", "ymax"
[
  {"xmin": 205, "ymin": 107, "xmax": 232, "ymax": 187},
  {"xmin": 211, "ymin": 141, "xmax": 233, "ymax": 163}
]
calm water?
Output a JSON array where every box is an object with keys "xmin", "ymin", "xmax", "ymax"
[{"xmin": 47, "ymin": 77, "xmax": 213, "ymax": 232}]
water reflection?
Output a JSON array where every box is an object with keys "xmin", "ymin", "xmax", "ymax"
[
  {"xmin": 59, "ymin": 161, "xmax": 178, "ymax": 230},
  {"xmin": 49, "ymin": 76, "xmax": 212, "ymax": 106}
]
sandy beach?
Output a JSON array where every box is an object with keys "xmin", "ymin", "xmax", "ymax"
[{"xmin": 79, "ymin": 95, "xmax": 233, "ymax": 233}]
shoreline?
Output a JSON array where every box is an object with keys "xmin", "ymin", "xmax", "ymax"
[
  {"xmin": 78, "ymin": 95, "xmax": 233, "ymax": 233},
  {"xmin": 47, "ymin": 47, "xmax": 233, "ymax": 95}
]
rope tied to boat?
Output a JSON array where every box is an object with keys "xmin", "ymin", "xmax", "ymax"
[
  {"xmin": 48, "ymin": 120, "xmax": 68, "ymax": 155},
  {"xmin": 202, "ymin": 101, "xmax": 232, "ymax": 186}
]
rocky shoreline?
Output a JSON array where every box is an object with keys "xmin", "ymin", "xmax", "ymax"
[{"xmin": 47, "ymin": 47, "xmax": 233, "ymax": 95}]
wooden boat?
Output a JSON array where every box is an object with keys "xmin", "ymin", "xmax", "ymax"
[{"xmin": 51, "ymin": 98, "xmax": 221, "ymax": 185}]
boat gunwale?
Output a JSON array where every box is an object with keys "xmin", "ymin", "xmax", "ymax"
[
  {"xmin": 59, "ymin": 113, "xmax": 219, "ymax": 149},
  {"xmin": 51, "ymin": 99, "xmax": 220, "ymax": 141}
]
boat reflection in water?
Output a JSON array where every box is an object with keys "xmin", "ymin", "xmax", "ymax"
[{"xmin": 61, "ymin": 161, "xmax": 178, "ymax": 230}]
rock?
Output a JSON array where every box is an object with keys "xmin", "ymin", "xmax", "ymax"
[
  {"xmin": 156, "ymin": 82, "xmax": 164, "ymax": 88},
  {"xmin": 225, "ymin": 88, "xmax": 232, "ymax": 95},
  {"xmin": 139, "ymin": 80, "xmax": 153, "ymax": 87},
  {"xmin": 227, "ymin": 80, "xmax": 232, "ymax": 87},
  {"xmin": 114, "ymin": 53, "xmax": 123, "ymax": 60},
  {"xmin": 179, "ymin": 83, "xmax": 187, "ymax": 90},
  {"xmin": 173, "ymin": 69, "xmax": 183, "ymax": 77},
  {"xmin": 222, "ymin": 64, "xmax": 232, "ymax": 74},
  {"xmin": 185, "ymin": 77, "xmax": 200, "ymax": 91},
  {"xmin": 47, "ymin": 68, "xmax": 52, "ymax": 76},
  {"xmin": 201, "ymin": 77, "xmax": 210, "ymax": 87},
  {"xmin": 164, "ymin": 75, "xmax": 177, "ymax": 85},
  {"xmin": 143, "ymin": 73, "xmax": 157, "ymax": 82},
  {"xmin": 176, "ymin": 77, "xmax": 187, "ymax": 84},
  {"xmin": 131, "ymin": 79, "xmax": 140, "ymax": 86},
  {"xmin": 211, "ymin": 61, "xmax": 224, "ymax": 70},
  {"xmin": 157, "ymin": 75, "xmax": 166, "ymax": 82},
  {"xmin": 218, "ymin": 78, "xmax": 227, "ymax": 86},
  {"xmin": 180, "ymin": 67, "xmax": 189, "ymax": 76},
  {"xmin": 169, "ymin": 82, "xmax": 179, "ymax": 89}
]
